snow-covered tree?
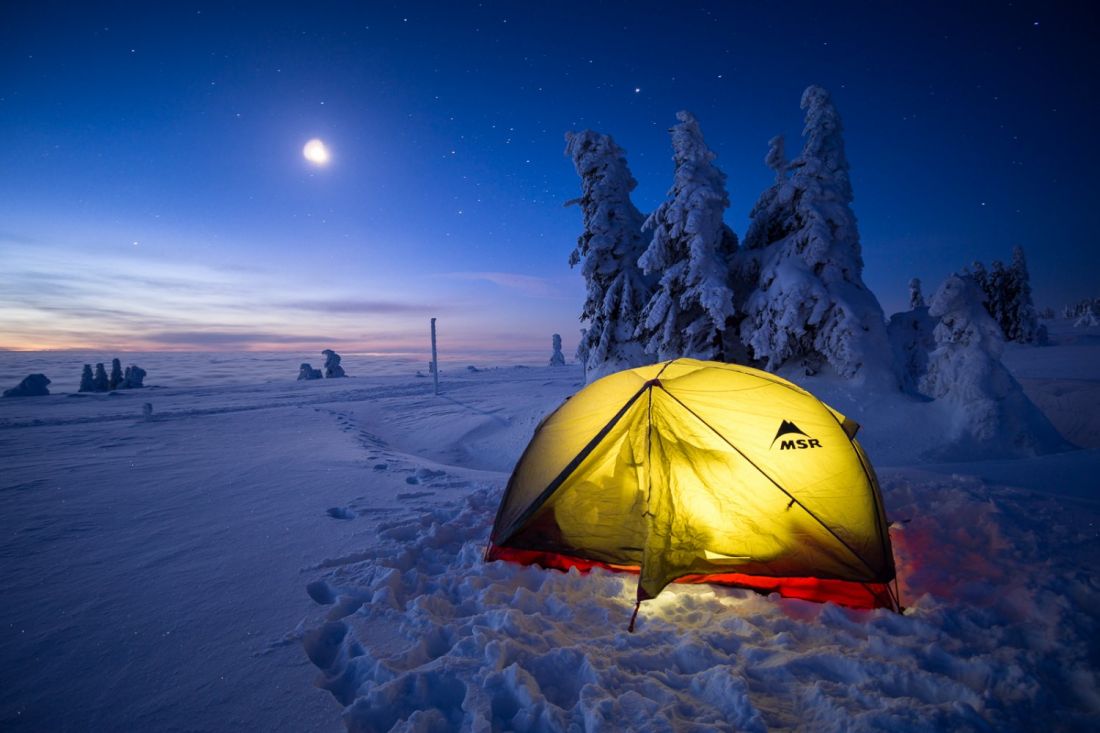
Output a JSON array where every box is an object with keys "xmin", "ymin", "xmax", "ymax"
[
  {"xmin": 887, "ymin": 304, "xmax": 935, "ymax": 394},
  {"xmin": 764, "ymin": 135, "xmax": 787, "ymax": 184},
  {"xmin": 322, "ymin": 349, "xmax": 346, "ymax": 378},
  {"xmin": 565, "ymin": 130, "xmax": 653, "ymax": 380},
  {"xmin": 1065, "ymin": 297, "xmax": 1100, "ymax": 320},
  {"xmin": 969, "ymin": 248, "xmax": 1040, "ymax": 343},
  {"xmin": 738, "ymin": 85, "xmax": 894, "ymax": 383},
  {"xmin": 918, "ymin": 275, "xmax": 1066, "ymax": 457},
  {"xmin": 1006, "ymin": 246, "xmax": 1039, "ymax": 342},
  {"xmin": 123, "ymin": 365, "xmax": 146, "ymax": 388},
  {"xmin": 109, "ymin": 358, "xmax": 123, "ymax": 390},
  {"xmin": 636, "ymin": 111, "xmax": 739, "ymax": 361},
  {"xmin": 1076, "ymin": 309, "xmax": 1100, "ymax": 328},
  {"xmin": 987, "ymin": 260, "xmax": 1011, "ymax": 333},
  {"xmin": 575, "ymin": 328, "xmax": 590, "ymax": 371},
  {"xmin": 969, "ymin": 261, "xmax": 989, "ymax": 298},
  {"xmin": 908, "ymin": 278, "xmax": 925, "ymax": 309},
  {"xmin": 742, "ymin": 135, "xmax": 789, "ymax": 255},
  {"xmin": 549, "ymin": 334, "xmax": 566, "ymax": 366},
  {"xmin": 79, "ymin": 364, "xmax": 95, "ymax": 393},
  {"xmin": 93, "ymin": 363, "xmax": 109, "ymax": 392}
]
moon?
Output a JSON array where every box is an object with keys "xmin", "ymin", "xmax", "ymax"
[{"xmin": 302, "ymin": 138, "xmax": 330, "ymax": 166}]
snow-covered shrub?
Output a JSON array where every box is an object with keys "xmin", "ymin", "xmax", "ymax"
[
  {"xmin": 637, "ymin": 111, "xmax": 739, "ymax": 361},
  {"xmin": 908, "ymin": 278, "xmax": 925, "ymax": 309},
  {"xmin": 919, "ymin": 275, "xmax": 1067, "ymax": 458},
  {"xmin": 739, "ymin": 86, "xmax": 894, "ymax": 384},
  {"xmin": 3, "ymin": 373, "xmax": 51, "ymax": 398},
  {"xmin": 109, "ymin": 358, "xmax": 123, "ymax": 391},
  {"xmin": 93, "ymin": 363, "xmax": 110, "ymax": 392},
  {"xmin": 122, "ymin": 365, "xmax": 146, "ymax": 388},
  {"xmin": 79, "ymin": 364, "xmax": 95, "ymax": 393},
  {"xmin": 322, "ymin": 349, "xmax": 346, "ymax": 378},
  {"xmin": 564, "ymin": 130, "xmax": 653, "ymax": 381},
  {"xmin": 887, "ymin": 304, "xmax": 936, "ymax": 394},
  {"xmin": 549, "ymin": 334, "xmax": 566, "ymax": 366},
  {"xmin": 298, "ymin": 363, "xmax": 322, "ymax": 381}
]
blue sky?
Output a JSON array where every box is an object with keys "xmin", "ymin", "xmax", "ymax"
[{"xmin": 1, "ymin": 1, "xmax": 1095, "ymax": 352}]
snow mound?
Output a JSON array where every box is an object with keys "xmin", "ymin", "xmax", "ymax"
[{"xmin": 304, "ymin": 474, "xmax": 1098, "ymax": 732}]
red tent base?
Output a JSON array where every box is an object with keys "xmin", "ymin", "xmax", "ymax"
[{"xmin": 487, "ymin": 545, "xmax": 897, "ymax": 611}]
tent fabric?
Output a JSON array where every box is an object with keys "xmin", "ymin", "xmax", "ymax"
[{"xmin": 486, "ymin": 359, "xmax": 898, "ymax": 611}]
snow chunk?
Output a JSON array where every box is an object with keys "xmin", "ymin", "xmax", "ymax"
[{"xmin": 3, "ymin": 373, "xmax": 50, "ymax": 397}]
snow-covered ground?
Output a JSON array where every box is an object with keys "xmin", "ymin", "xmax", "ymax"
[{"xmin": 1, "ymin": 324, "xmax": 1097, "ymax": 731}]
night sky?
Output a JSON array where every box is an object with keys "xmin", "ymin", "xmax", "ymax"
[{"xmin": 1, "ymin": 1, "xmax": 1095, "ymax": 354}]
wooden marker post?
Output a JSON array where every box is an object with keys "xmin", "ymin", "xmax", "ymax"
[{"xmin": 430, "ymin": 317, "xmax": 439, "ymax": 395}]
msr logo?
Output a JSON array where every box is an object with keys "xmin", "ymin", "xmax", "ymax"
[{"xmin": 770, "ymin": 420, "xmax": 823, "ymax": 450}]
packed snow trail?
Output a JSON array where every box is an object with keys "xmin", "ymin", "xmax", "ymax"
[{"xmin": 0, "ymin": 362, "xmax": 578, "ymax": 731}]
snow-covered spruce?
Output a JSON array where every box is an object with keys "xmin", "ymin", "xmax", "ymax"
[
  {"xmin": 1007, "ymin": 246, "xmax": 1039, "ymax": 343},
  {"xmin": 1076, "ymin": 309, "xmax": 1100, "ymax": 328},
  {"xmin": 109, "ymin": 358, "xmax": 124, "ymax": 391},
  {"xmin": 79, "ymin": 364, "xmax": 95, "ymax": 393},
  {"xmin": 739, "ymin": 86, "xmax": 894, "ymax": 384},
  {"xmin": 908, "ymin": 278, "xmax": 925, "ymax": 309},
  {"xmin": 122, "ymin": 365, "xmax": 147, "ymax": 389},
  {"xmin": 969, "ymin": 249, "xmax": 1040, "ymax": 344},
  {"xmin": 564, "ymin": 130, "xmax": 653, "ymax": 381},
  {"xmin": 323, "ymin": 349, "xmax": 346, "ymax": 378},
  {"xmin": 637, "ymin": 111, "xmax": 740, "ymax": 361},
  {"xmin": 93, "ymin": 363, "xmax": 110, "ymax": 392},
  {"xmin": 887, "ymin": 302, "xmax": 936, "ymax": 395},
  {"xmin": 1063, "ymin": 296, "xmax": 1100, "ymax": 321},
  {"xmin": 574, "ymin": 328, "xmax": 590, "ymax": 372},
  {"xmin": 549, "ymin": 334, "xmax": 566, "ymax": 366},
  {"xmin": 918, "ymin": 275, "xmax": 1067, "ymax": 458}
]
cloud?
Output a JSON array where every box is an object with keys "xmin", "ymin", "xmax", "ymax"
[
  {"xmin": 439, "ymin": 271, "xmax": 568, "ymax": 299},
  {"xmin": 141, "ymin": 331, "xmax": 348, "ymax": 349},
  {"xmin": 281, "ymin": 299, "xmax": 431, "ymax": 315}
]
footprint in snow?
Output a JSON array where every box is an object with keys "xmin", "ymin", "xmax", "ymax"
[
  {"xmin": 397, "ymin": 491, "xmax": 434, "ymax": 500},
  {"xmin": 326, "ymin": 506, "xmax": 355, "ymax": 520},
  {"xmin": 305, "ymin": 580, "xmax": 366, "ymax": 620},
  {"xmin": 306, "ymin": 580, "xmax": 336, "ymax": 605},
  {"xmin": 404, "ymin": 467, "xmax": 447, "ymax": 486}
]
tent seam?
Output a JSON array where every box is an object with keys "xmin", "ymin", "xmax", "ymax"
[{"xmin": 656, "ymin": 384, "xmax": 882, "ymax": 581}]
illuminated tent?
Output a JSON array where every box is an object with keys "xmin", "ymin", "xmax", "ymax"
[{"xmin": 486, "ymin": 359, "xmax": 899, "ymax": 619}]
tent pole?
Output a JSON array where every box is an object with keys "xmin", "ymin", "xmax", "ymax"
[{"xmin": 627, "ymin": 599, "xmax": 641, "ymax": 633}]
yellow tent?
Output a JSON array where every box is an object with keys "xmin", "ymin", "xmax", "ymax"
[{"xmin": 486, "ymin": 359, "xmax": 899, "ymax": 619}]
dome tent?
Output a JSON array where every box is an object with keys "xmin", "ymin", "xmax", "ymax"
[{"xmin": 486, "ymin": 359, "xmax": 899, "ymax": 623}]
